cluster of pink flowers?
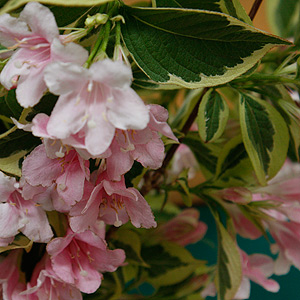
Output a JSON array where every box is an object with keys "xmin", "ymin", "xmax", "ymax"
[{"xmin": 0, "ymin": 2, "xmax": 178, "ymax": 298}]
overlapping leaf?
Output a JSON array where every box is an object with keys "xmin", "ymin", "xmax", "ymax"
[
  {"xmin": 154, "ymin": 0, "xmax": 252, "ymax": 24},
  {"xmin": 239, "ymin": 94, "xmax": 289, "ymax": 185},
  {"xmin": 121, "ymin": 6, "xmax": 290, "ymax": 89},
  {"xmin": 198, "ymin": 89, "xmax": 229, "ymax": 143}
]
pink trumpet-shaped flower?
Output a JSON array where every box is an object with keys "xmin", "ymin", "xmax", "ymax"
[
  {"xmin": 21, "ymin": 144, "xmax": 90, "ymax": 212},
  {"xmin": 24, "ymin": 254, "xmax": 82, "ymax": 300},
  {"xmin": 106, "ymin": 104, "xmax": 178, "ymax": 180},
  {"xmin": 43, "ymin": 59, "xmax": 150, "ymax": 156},
  {"xmin": 155, "ymin": 208, "xmax": 207, "ymax": 246},
  {"xmin": 46, "ymin": 226, "xmax": 125, "ymax": 294},
  {"xmin": 0, "ymin": 171, "xmax": 53, "ymax": 243},
  {"xmin": 70, "ymin": 171, "xmax": 156, "ymax": 232},
  {"xmin": 0, "ymin": 250, "xmax": 26, "ymax": 300},
  {"xmin": 0, "ymin": 2, "xmax": 88, "ymax": 107},
  {"xmin": 234, "ymin": 250, "xmax": 279, "ymax": 299}
]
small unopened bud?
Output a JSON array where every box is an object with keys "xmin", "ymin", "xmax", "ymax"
[{"xmin": 95, "ymin": 13, "xmax": 109, "ymax": 25}]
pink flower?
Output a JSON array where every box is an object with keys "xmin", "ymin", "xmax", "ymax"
[
  {"xmin": 43, "ymin": 59, "xmax": 150, "ymax": 156},
  {"xmin": 267, "ymin": 220, "xmax": 300, "ymax": 274},
  {"xmin": 234, "ymin": 250, "xmax": 279, "ymax": 299},
  {"xmin": 0, "ymin": 2, "xmax": 88, "ymax": 107},
  {"xmin": 21, "ymin": 144, "xmax": 90, "ymax": 212},
  {"xmin": 24, "ymin": 254, "xmax": 82, "ymax": 300},
  {"xmin": 46, "ymin": 226, "xmax": 125, "ymax": 294},
  {"xmin": 0, "ymin": 250, "xmax": 26, "ymax": 300},
  {"xmin": 0, "ymin": 171, "xmax": 53, "ymax": 243},
  {"xmin": 69, "ymin": 171, "xmax": 156, "ymax": 232},
  {"xmin": 106, "ymin": 104, "xmax": 178, "ymax": 180},
  {"xmin": 155, "ymin": 208, "xmax": 207, "ymax": 246}
]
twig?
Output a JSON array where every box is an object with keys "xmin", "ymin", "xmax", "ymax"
[
  {"xmin": 249, "ymin": 0, "xmax": 263, "ymax": 21},
  {"xmin": 140, "ymin": 87, "xmax": 209, "ymax": 196}
]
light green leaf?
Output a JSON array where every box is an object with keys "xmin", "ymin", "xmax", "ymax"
[
  {"xmin": 177, "ymin": 168, "xmax": 192, "ymax": 207},
  {"xmin": 0, "ymin": 0, "xmax": 113, "ymax": 14},
  {"xmin": 112, "ymin": 228, "xmax": 148, "ymax": 267},
  {"xmin": 154, "ymin": 0, "xmax": 252, "ymax": 25},
  {"xmin": 0, "ymin": 235, "xmax": 33, "ymax": 254},
  {"xmin": 198, "ymin": 89, "xmax": 229, "ymax": 143},
  {"xmin": 122, "ymin": 6, "xmax": 290, "ymax": 89},
  {"xmin": 239, "ymin": 93, "xmax": 289, "ymax": 185},
  {"xmin": 267, "ymin": 0, "xmax": 300, "ymax": 38},
  {"xmin": 214, "ymin": 216, "xmax": 242, "ymax": 300},
  {"xmin": 0, "ymin": 150, "xmax": 26, "ymax": 177},
  {"xmin": 142, "ymin": 242, "xmax": 206, "ymax": 288},
  {"xmin": 183, "ymin": 132, "xmax": 219, "ymax": 178}
]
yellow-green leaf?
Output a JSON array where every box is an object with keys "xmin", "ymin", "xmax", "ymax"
[
  {"xmin": 0, "ymin": 150, "xmax": 26, "ymax": 177},
  {"xmin": 0, "ymin": 235, "xmax": 33, "ymax": 254},
  {"xmin": 198, "ymin": 89, "xmax": 229, "ymax": 143},
  {"xmin": 239, "ymin": 94, "xmax": 289, "ymax": 185}
]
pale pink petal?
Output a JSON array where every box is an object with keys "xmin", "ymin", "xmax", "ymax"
[
  {"xmin": 51, "ymin": 250, "xmax": 75, "ymax": 285},
  {"xmin": 92, "ymin": 248, "xmax": 126, "ymax": 272},
  {"xmin": 234, "ymin": 277, "xmax": 251, "ymax": 300},
  {"xmin": 90, "ymin": 59, "xmax": 132, "ymax": 88},
  {"xmin": 85, "ymin": 102, "xmax": 115, "ymax": 155},
  {"xmin": 0, "ymin": 14, "xmax": 30, "ymax": 47},
  {"xmin": 44, "ymin": 62, "xmax": 88, "ymax": 95},
  {"xmin": 19, "ymin": 2, "xmax": 58, "ymax": 42},
  {"xmin": 51, "ymin": 38, "xmax": 88, "ymax": 65},
  {"xmin": 47, "ymin": 92, "xmax": 87, "ymax": 139},
  {"xmin": 125, "ymin": 188, "xmax": 157, "ymax": 228},
  {"xmin": 16, "ymin": 66, "xmax": 47, "ymax": 107},
  {"xmin": 106, "ymin": 139, "xmax": 133, "ymax": 181},
  {"xmin": 133, "ymin": 132, "xmax": 165, "ymax": 169},
  {"xmin": 107, "ymin": 88, "xmax": 149, "ymax": 130},
  {"xmin": 20, "ymin": 199, "xmax": 53, "ymax": 242},
  {"xmin": 0, "ymin": 203, "xmax": 21, "ymax": 238},
  {"xmin": 0, "ymin": 171, "xmax": 16, "ymax": 202},
  {"xmin": 22, "ymin": 144, "xmax": 62, "ymax": 186},
  {"xmin": 148, "ymin": 104, "xmax": 178, "ymax": 141}
]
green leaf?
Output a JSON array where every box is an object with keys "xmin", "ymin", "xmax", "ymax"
[
  {"xmin": 198, "ymin": 89, "xmax": 229, "ymax": 143},
  {"xmin": 0, "ymin": 130, "xmax": 41, "ymax": 158},
  {"xmin": 142, "ymin": 242, "xmax": 205, "ymax": 288},
  {"xmin": 177, "ymin": 169, "xmax": 192, "ymax": 207},
  {"xmin": 0, "ymin": 235, "xmax": 33, "ymax": 254},
  {"xmin": 0, "ymin": 150, "xmax": 27, "ymax": 177},
  {"xmin": 267, "ymin": 0, "xmax": 300, "ymax": 38},
  {"xmin": 0, "ymin": 90, "xmax": 23, "ymax": 120},
  {"xmin": 0, "ymin": 0, "xmax": 113, "ymax": 14},
  {"xmin": 183, "ymin": 132, "xmax": 218, "ymax": 177},
  {"xmin": 154, "ymin": 0, "xmax": 252, "ymax": 25},
  {"xmin": 214, "ymin": 216, "xmax": 242, "ymax": 300},
  {"xmin": 112, "ymin": 228, "xmax": 148, "ymax": 267},
  {"xmin": 121, "ymin": 6, "xmax": 290, "ymax": 89},
  {"xmin": 239, "ymin": 93, "xmax": 289, "ymax": 185}
]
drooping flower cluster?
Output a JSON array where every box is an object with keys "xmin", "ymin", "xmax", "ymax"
[{"xmin": 0, "ymin": 2, "xmax": 178, "ymax": 299}]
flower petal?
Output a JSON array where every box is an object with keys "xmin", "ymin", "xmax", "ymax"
[
  {"xmin": 107, "ymin": 88, "xmax": 149, "ymax": 130},
  {"xmin": 19, "ymin": 2, "xmax": 58, "ymax": 42}
]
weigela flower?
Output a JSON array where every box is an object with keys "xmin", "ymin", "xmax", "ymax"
[
  {"xmin": 106, "ymin": 104, "xmax": 178, "ymax": 180},
  {"xmin": 0, "ymin": 171, "xmax": 53, "ymax": 243},
  {"xmin": 21, "ymin": 144, "xmax": 90, "ymax": 212},
  {"xmin": 154, "ymin": 208, "xmax": 207, "ymax": 246},
  {"xmin": 24, "ymin": 254, "xmax": 82, "ymax": 300},
  {"xmin": 0, "ymin": 250, "xmax": 26, "ymax": 300},
  {"xmin": 0, "ymin": 2, "xmax": 88, "ymax": 107},
  {"xmin": 46, "ymin": 226, "xmax": 125, "ymax": 294},
  {"xmin": 69, "ymin": 170, "xmax": 156, "ymax": 232},
  {"xmin": 234, "ymin": 250, "xmax": 279, "ymax": 299},
  {"xmin": 43, "ymin": 59, "xmax": 150, "ymax": 156}
]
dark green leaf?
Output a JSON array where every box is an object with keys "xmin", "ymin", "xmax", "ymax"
[
  {"xmin": 122, "ymin": 6, "xmax": 290, "ymax": 89},
  {"xmin": 239, "ymin": 94, "xmax": 289, "ymax": 185},
  {"xmin": 198, "ymin": 89, "xmax": 229, "ymax": 142}
]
